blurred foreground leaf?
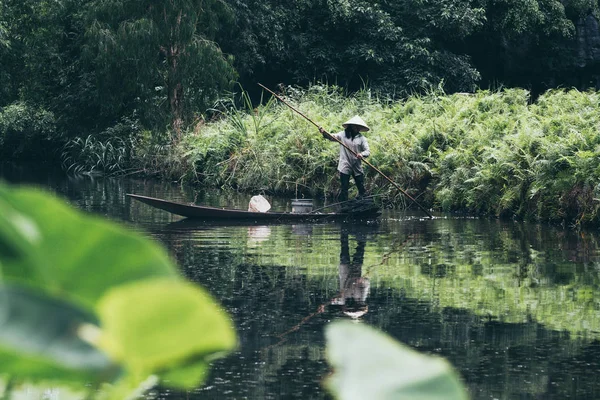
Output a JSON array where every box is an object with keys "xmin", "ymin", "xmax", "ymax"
[
  {"xmin": 0, "ymin": 185, "xmax": 176, "ymax": 310},
  {"xmin": 97, "ymin": 278, "xmax": 236, "ymax": 388},
  {"xmin": 0, "ymin": 285, "xmax": 116, "ymax": 384},
  {"xmin": 0, "ymin": 183, "xmax": 237, "ymax": 395},
  {"xmin": 3, "ymin": 383, "xmax": 86, "ymax": 400},
  {"xmin": 159, "ymin": 360, "xmax": 210, "ymax": 389},
  {"xmin": 0, "ymin": 193, "xmax": 42, "ymax": 263},
  {"xmin": 325, "ymin": 321, "xmax": 468, "ymax": 400}
]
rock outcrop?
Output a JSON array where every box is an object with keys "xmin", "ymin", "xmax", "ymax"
[{"xmin": 576, "ymin": 13, "xmax": 600, "ymax": 88}]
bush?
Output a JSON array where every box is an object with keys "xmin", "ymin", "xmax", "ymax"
[
  {"xmin": 0, "ymin": 102, "xmax": 57, "ymax": 161},
  {"xmin": 61, "ymin": 117, "xmax": 143, "ymax": 176},
  {"xmin": 174, "ymin": 84, "xmax": 600, "ymax": 225}
]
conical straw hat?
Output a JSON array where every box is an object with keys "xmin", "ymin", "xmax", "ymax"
[{"xmin": 342, "ymin": 115, "xmax": 370, "ymax": 132}]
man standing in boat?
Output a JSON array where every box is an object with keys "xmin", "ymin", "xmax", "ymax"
[{"xmin": 319, "ymin": 116, "xmax": 371, "ymax": 201}]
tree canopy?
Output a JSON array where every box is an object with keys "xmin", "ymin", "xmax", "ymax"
[{"xmin": 0, "ymin": 0, "xmax": 598, "ymax": 159}]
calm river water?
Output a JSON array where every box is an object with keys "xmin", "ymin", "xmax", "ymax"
[{"xmin": 4, "ymin": 166, "xmax": 600, "ymax": 399}]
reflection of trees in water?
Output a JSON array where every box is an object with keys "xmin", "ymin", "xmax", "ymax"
[
  {"xmin": 362, "ymin": 288, "xmax": 600, "ymax": 399},
  {"xmin": 385, "ymin": 218, "xmax": 600, "ymax": 284},
  {"xmin": 179, "ymin": 257, "xmax": 333, "ymax": 399},
  {"xmin": 159, "ymin": 220, "xmax": 600, "ymax": 399},
  {"xmin": 13, "ymin": 172, "xmax": 600, "ymax": 398},
  {"xmin": 373, "ymin": 218, "xmax": 600, "ymax": 335},
  {"xmin": 173, "ymin": 253, "xmax": 600, "ymax": 399}
]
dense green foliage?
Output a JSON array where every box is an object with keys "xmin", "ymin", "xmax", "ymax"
[
  {"xmin": 0, "ymin": 102, "xmax": 57, "ymax": 159},
  {"xmin": 83, "ymin": 0, "xmax": 236, "ymax": 137},
  {"xmin": 221, "ymin": 0, "xmax": 486, "ymax": 93},
  {"xmin": 221, "ymin": 0, "xmax": 600, "ymax": 96},
  {"xmin": 1, "ymin": 0, "xmax": 598, "ymax": 157},
  {"xmin": 0, "ymin": 0, "xmax": 235, "ymax": 154},
  {"xmin": 174, "ymin": 85, "xmax": 600, "ymax": 225}
]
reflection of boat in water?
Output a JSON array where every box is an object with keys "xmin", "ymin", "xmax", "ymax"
[
  {"xmin": 127, "ymin": 194, "xmax": 380, "ymax": 222},
  {"xmin": 247, "ymin": 225, "xmax": 272, "ymax": 244}
]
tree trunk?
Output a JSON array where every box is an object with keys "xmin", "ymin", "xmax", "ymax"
[
  {"xmin": 167, "ymin": 6, "xmax": 184, "ymax": 142},
  {"xmin": 170, "ymin": 81, "xmax": 184, "ymax": 141}
]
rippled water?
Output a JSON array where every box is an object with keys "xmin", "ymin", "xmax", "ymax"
[{"xmin": 4, "ymin": 166, "xmax": 600, "ymax": 399}]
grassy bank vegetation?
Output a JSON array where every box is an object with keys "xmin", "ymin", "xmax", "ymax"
[{"xmin": 65, "ymin": 84, "xmax": 600, "ymax": 226}]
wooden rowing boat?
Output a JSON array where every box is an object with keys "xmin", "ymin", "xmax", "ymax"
[{"xmin": 127, "ymin": 194, "xmax": 380, "ymax": 221}]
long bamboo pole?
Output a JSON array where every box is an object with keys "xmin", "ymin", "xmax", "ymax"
[{"xmin": 258, "ymin": 83, "xmax": 433, "ymax": 219}]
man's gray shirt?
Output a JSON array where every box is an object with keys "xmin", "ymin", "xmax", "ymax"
[{"xmin": 330, "ymin": 131, "xmax": 370, "ymax": 175}]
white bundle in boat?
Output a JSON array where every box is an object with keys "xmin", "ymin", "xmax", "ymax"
[{"xmin": 248, "ymin": 195, "xmax": 271, "ymax": 213}]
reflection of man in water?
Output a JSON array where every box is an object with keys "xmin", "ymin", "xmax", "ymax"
[
  {"xmin": 274, "ymin": 228, "xmax": 374, "ymax": 343},
  {"xmin": 331, "ymin": 231, "xmax": 370, "ymax": 319}
]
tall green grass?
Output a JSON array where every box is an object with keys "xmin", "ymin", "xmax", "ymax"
[{"xmin": 164, "ymin": 85, "xmax": 600, "ymax": 225}]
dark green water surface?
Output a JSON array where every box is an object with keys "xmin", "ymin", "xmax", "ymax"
[{"xmin": 4, "ymin": 166, "xmax": 600, "ymax": 399}]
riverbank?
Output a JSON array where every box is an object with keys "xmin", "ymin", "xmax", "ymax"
[
  {"xmin": 168, "ymin": 85, "xmax": 598, "ymax": 226},
  {"xmin": 25, "ymin": 84, "xmax": 600, "ymax": 226}
]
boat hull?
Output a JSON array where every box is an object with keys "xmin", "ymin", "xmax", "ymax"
[{"xmin": 127, "ymin": 194, "xmax": 378, "ymax": 221}]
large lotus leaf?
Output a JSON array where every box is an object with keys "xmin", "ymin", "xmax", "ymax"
[
  {"xmin": 96, "ymin": 278, "xmax": 236, "ymax": 387},
  {"xmin": 0, "ymin": 193, "xmax": 42, "ymax": 263},
  {"xmin": 159, "ymin": 360, "xmax": 209, "ymax": 389},
  {"xmin": 5, "ymin": 383, "xmax": 86, "ymax": 400},
  {"xmin": 101, "ymin": 354, "xmax": 210, "ymax": 392},
  {"xmin": 325, "ymin": 321, "xmax": 468, "ymax": 400},
  {"xmin": 0, "ymin": 285, "xmax": 116, "ymax": 384},
  {"xmin": 0, "ymin": 184, "xmax": 176, "ymax": 309},
  {"xmin": 94, "ymin": 374, "xmax": 162, "ymax": 400},
  {"xmin": 0, "ymin": 183, "xmax": 237, "ymax": 393}
]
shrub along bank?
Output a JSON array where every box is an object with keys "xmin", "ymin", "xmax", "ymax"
[
  {"xmin": 173, "ymin": 85, "xmax": 600, "ymax": 226},
  {"xmin": 53, "ymin": 84, "xmax": 600, "ymax": 226}
]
